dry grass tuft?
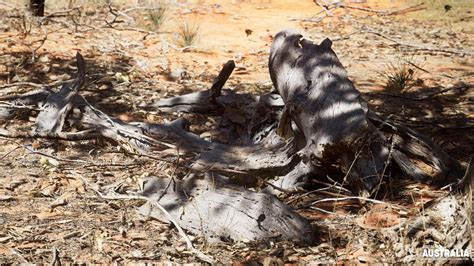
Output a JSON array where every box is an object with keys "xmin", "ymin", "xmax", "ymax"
[
  {"xmin": 147, "ymin": 5, "xmax": 167, "ymax": 31},
  {"xmin": 177, "ymin": 21, "xmax": 199, "ymax": 47},
  {"xmin": 382, "ymin": 61, "xmax": 417, "ymax": 92}
]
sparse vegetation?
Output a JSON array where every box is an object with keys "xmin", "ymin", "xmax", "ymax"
[
  {"xmin": 0, "ymin": 0, "xmax": 471, "ymax": 264},
  {"xmin": 11, "ymin": 14, "xmax": 33, "ymax": 39},
  {"xmin": 407, "ymin": 0, "xmax": 474, "ymax": 21},
  {"xmin": 177, "ymin": 21, "xmax": 199, "ymax": 47},
  {"xmin": 382, "ymin": 61, "xmax": 416, "ymax": 92},
  {"xmin": 147, "ymin": 5, "xmax": 167, "ymax": 31}
]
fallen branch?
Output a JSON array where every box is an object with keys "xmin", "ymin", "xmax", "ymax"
[
  {"xmin": 341, "ymin": 3, "xmax": 425, "ymax": 16},
  {"xmin": 137, "ymin": 175, "xmax": 315, "ymax": 244},
  {"xmin": 39, "ymin": 7, "xmax": 82, "ymax": 26},
  {"xmin": 49, "ymin": 246, "xmax": 60, "ymax": 266},
  {"xmin": 34, "ymin": 53, "xmax": 85, "ymax": 134},
  {"xmin": 366, "ymin": 83, "xmax": 472, "ymax": 101},
  {"xmin": 310, "ymin": 196, "xmax": 408, "ymax": 210},
  {"xmin": 0, "ymin": 79, "xmax": 73, "ymax": 91},
  {"xmin": 305, "ymin": 2, "xmax": 425, "ymax": 23},
  {"xmin": 0, "ymin": 128, "xmax": 101, "ymax": 141},
  {"xmin": 362, "ymin": 27, "xmax": 474, "ymax": 56}
]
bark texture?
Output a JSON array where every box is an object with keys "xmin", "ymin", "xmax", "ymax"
[
  {"xmin": 268, "ymin": 29, "xmax": 462, "ymax": 195},
  {"xmin": 138, "ymin": 174, "xmax": 315, "ymax": 244}
]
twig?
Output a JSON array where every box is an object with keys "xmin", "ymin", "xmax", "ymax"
[
  {"xmin": 104, "ymin": 3, "xmax": 120, "ymax": 27},
  {"xmin": 10, "ymin": 248, "xmax": 29, "ymax": 263},
  {"xmin": 122, "ymin": 6, "xmax": 168, "ymax": 13},
  {"xmin": 315, "ymin": 178, "xmax": 352, "ymax": 194},
  {"xmin": 1, "ymin": 137, "xmax": 142, "ymax": 169},
  {"xmin": 314, "ymin": 0, "xmax": 333, "ymax": 17},
  {"xmin": 49, "ymin": 247, "xmax": 60, "ymax": 266},
  {"xmin": 366, "ymin": 83, "xmax": 472, "ymax": 101},
  {"xmin": 39, "ymin": 7, "xmax": 82, "ymax": 26},
  {"xmin": 0, "ymin": 100, "xmax": 41, "ymax": 111},
  {"xmin": 0, "ymin": 2, "xmax": 17, "ymax": 9},
  {"xmin": 286, "ymin": 181, "xmax": 350, "ymax": 205},
  {"xmin": 31, "ymin": 30, "xmax": 48, "ymax": 62},
  {"xmin": 332, "ymin": 30, "xmax": 362, "ymax": 41},
  {"xmin": 107, "ymin": 27, "xmax": 161, "ymax": 40},
  {"xmin": 82, "ymin": 178, "xmax": 214, "ymax": 264},
  {"xmin": 0, "ymin": 128, "xmax": 102, "ymax": 141},
  {"xmin": 155, "ymin": 147, "xmax": 180, "ymax": 202},
  {"xmin": 362, "ymin": 27, "xmax": 474, "ymax": 56},
  {"xmin": 341, "ymin": 3, "xmax": 425, "ymax": 16},
  {"xmin": 310, "ymin": 196, "xmax": 407, "ymax": 210},
  {"xmin": 0, "ymin": 82, "xmax": 42, "ymax": 89},
  {"xmin": 404, "ymin": 60, "xmax": 430, "ymax": 74},
  {"xmin": 441, "ymin": 157, "xmax": 472, "ymax": 191},
  {"xmin": 309, "ymin": 206, "xmax": 337, "ymax": 215},
  {"xmin": 0, "ymin": 79, "xmax": 73, "ymax": 90},
  {"xmin": 304, "ymin": 2, "xmax": 424, "ymax": 23},
  {"xmin": 373, "ymin": 137, "xmax": 395, "ymax": 199},
  {"xmin": 63, "ymin": 231, "xmax": 81, "ymax": 240},
  {"xmin": 32, "ymin": 219, "xmax": 73, "ymax": 228},
  {"xmin": 0, "ymin": 146, "xmax": 21, "ymax": 160}
]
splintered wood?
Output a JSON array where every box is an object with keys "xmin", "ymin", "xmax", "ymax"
[{"xmin": 0, "ymin": 30, "xmax": 468, "ymax": 263}]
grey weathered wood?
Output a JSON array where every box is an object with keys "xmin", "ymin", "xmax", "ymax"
[
  {"xmin": 269, "ymin": 31, "xmax": 375, "ymax": 155},
  {"xmin": 268, "ymin": 29, "xmax": 462, "ymax": 193},
  {"xmin": 210, "ymin": 60, "xmax": 235, "ymax": 99},
  {"xmin": 145, "ymin": 88, "xmax": 257, "ymax": 115},
  {"xmin": 192, "ymin": 142, "xmax": 297, "ymax": 176},
  {"xmin": 144, "ymin": 60, "xmax": 236, "ymax": 114},
  {"xmin": 269, "ymin": 29, "xmax": 388, "ymax": 195},
  {"xmin": 134, "ymin": 118, "xmax": 211, "ymax": 151},
  {"xmin": 137, "ymin": 174, "xmax": 314, "ymax": 244},
  {"xmin": 73, "ymin": 99, "xmax": 171, "ymax": 154},
  {"xmin": 378, "ymin": 194, "xmax": 471, "ymax": 264},
  {"xmin": 0, "ymin": 88, "xmax": 52, "ymax": 120},
  {"xmin": 367, "ymin": 111, "xmax": 463, "ymax": 184},
  {"xmin": 34, "ymin": 53, "xmax": 85, "ymax": 134},
  {"xmin": 145, "ymin": 90, "xmax": 222, "ymax": 113},
  {"xmin": 267, "ymin": 161, "xmax": 312, "ymax": 193}
]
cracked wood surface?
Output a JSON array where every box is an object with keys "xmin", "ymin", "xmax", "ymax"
[
  {"xmin": 268, "ymin": 29, "xmax": 463, "ymax": 194},
  {"xmin": 138, "ymin": 174, "xmax": 315, "ymax": 244}
]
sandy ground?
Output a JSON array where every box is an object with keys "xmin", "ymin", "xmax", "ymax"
[{"xmin": 0, "ymin": 0, "xmax": 472, "ymax": 263}]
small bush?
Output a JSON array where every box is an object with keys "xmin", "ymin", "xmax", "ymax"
[
  {"xmin": 177, "ymin": 21, "xmax": 199, "ymax": 47},
  {"xmin": 147, "ymin": 5, "xmax": 167, "ymax": 30},
  {"xmin": 382, "ymin": 61, "xmax": 416, "ymax": 92}
]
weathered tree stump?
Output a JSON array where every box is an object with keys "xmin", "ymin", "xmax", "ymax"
[{"xmin": 268, "ymin": 29, "xmax": 463, "ymax": 195}]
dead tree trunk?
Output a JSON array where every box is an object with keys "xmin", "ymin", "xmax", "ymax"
[
  {"xmin": 269, "ymin": 29, "xmax": 463, "ymax": 195},
  {"xmin": 29, "ymin": 0, "xmax": 45, "ymax": 17}
]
